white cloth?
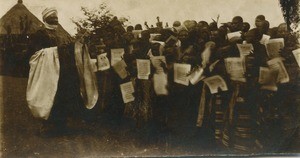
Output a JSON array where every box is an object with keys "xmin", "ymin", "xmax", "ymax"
[
  {"xmin": 26, "ymin": 47, "xmax": 60, "ymax": 120},
  {"xmin": 44, "ymin": 22, "xmax": 58, "ymax": 30},
  {"xmin": 74, "ymin": 42, "xmax": 99, "ymax": 109},
  {"xmin": 42, "ymin": 7, "xmax": 57, "ymax": 21}
]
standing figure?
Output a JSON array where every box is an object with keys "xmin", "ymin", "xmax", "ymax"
[{"xmin": 28, "ymin": 7, "xmax": 82, "ymax": 137}]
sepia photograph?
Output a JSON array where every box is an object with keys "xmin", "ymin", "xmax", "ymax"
[{"xmin": 0, "ymin": 0, "xmax": 299, "ymax": 157}]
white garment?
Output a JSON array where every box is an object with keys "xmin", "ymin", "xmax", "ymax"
[
  {"xmin": 26, "ymin": 47, "xmax": 60, "ymax": 120},
  {"xmin": 74, "ymin": 42, "xmax": 99, "ymax": 109}
]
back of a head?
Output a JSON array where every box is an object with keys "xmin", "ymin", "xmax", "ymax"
[
  {"xmin": 230, "ymin": 16, "xmax": 243, "ymax": 32},
  {"xmin": 256, "ymin": 15, "xmax": 265, "ymax": 21},
  {"xmin": 232, "ymin": 16, "xmax": 243, "ymax": 23},
  {"xmin": 135, "ymin": 24, "xmax": 143, "ymax": 30},
  {"xmin": 255, "ymin": 15, "xmax": 266, "ymax": 28},
  {"xmin": 198, "ymin": 21, "xmax": 209, "ymax": 29},
  {"xmin": 261, "ymin": 20, "xmax": 270, "ymax": 34},
  {"xmin": 173, "ymin": 21, "xmax": 181, "ymax": 27},
  {"xmin": 242, "ymin": 22, "xmax": 250, "ymax": 32},
  {"xmin": 209, "ymin": 22, "xmax": 218, "ymax": 31},
  {"xmin": 245, "ymin": 28, "xmax": 263, "ymax": 43},
  {"xmin": 276, "ymin": 23, "xmax": 288, "ymax": 38},
  {"xmin": 127, "ymin": 26, "xmax": 134, "ymax": 32}
]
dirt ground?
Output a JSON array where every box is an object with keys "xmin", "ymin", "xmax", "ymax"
[{"xmin": 0, "ymin": 75, "xmax": 299, "ymax": 157}]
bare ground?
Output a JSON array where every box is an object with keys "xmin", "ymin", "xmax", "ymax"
[{"xmin": 0, "ymin": 75, "xmax": 299, "ymax": 157}]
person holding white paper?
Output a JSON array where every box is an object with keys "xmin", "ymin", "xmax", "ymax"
[{"xmin": 243, "ymin": 28, "xmax": 269, "ymax": 81}]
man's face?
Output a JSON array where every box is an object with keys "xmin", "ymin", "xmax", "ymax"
[
  {"xmin": 178, "ymin": 30, "xmax": 188, "ymax": 41},
  {"xmin": 44, "ymin": 12, "xmax": 58, "ymax": 25},
  {"xmin": 231, "ymin": 19, "xmax": 242, "ymax": 32}
]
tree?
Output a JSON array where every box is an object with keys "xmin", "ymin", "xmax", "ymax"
[
  {"xmin": 72, "ymin": 3, "xmax": 128, "ymax": 57},
  {"xmin": 279, "ymin": 0, "xmax": 300, "ymax": 32},
  {"xmin": 72, "ymin": 3, "xmax": 114, "ymax": 40}
]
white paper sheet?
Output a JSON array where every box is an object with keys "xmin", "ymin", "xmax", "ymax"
[
  {"xmin": 153, "ymin": 73, "xmax": 168, "ymax": 95},
  {"xmin": 203, "ymin": 75, "xmax": 228, "ymax": 94},
  {"xmin": 227, "ymin": 31, "xmax": 241, "ymax": 40},
  {"xmin": 120, "ymin": 81, "xmax": 135, "ymax": 103},
  {"xmin": 236, "ymin": 43, "xmax": 253, "ymax": 57},
  {"xmin": 259, "ymin": 67, "xmax": 278, "ymax": 91},
  {"xmin": 265, "ymin": 38, "xmax": 284, "ymax": 59},
  {"xmin": 224, "ymin": 57, "xmax": 246, "ymax": 82},
  {"xmin": 112, "ymin": 60, "xmax": 128, "ymax": 79},
  {"xmin": 111, "ymin": 48, "xmax": 125, "ymax": 66},
  {"xmin": 150, "ymin": 56, "xmax": 166, "ymax": 73},
  {"xmin": 267, "ymin": 57, "xmax": 289, "ymax": 83},
  {"xmin": 132, "ymin": 30, "xmax": 142, "ymax": 39},
  {"xmin": 188, "ymin": 67, "xmax": 205, "ymax": 85},
  {"xmin": 174, "ymin": 63, "xmax": 191, "ymax": 86},
  {"xmin": 90, "ymin": 59, "xmax": 98, "ymax": 72},
  {"xmin": 97, "ymin": 53, "xmax": 110, "ymax": 71},
  {"xmin": 260, "ymin": 34, "xmax": 271, "ymax": 44},
  {"xmin": 292, "ymin": 48, "xmax": 300, "ymax": 67},
  {"xmin": 149, "ymin": 33, "xmax": 161, "ymax": 42},
  {"xmin": 136, "ymin": 59, "xmax": 151, "ymax": 80},
  {"xmin": 165, "ymin": 35, "xmax": 178, "ymax": 46}
]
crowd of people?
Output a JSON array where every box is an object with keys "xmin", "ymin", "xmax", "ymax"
[
  {"xmin": 27, "ymin": 7, "xmax": 300, "ymax": 154},
  {"xmin": 90, "ymin": 14, "xmax": 299, "ymax": 152}
]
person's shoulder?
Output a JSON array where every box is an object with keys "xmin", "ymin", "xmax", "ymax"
[
  {"xmin": 31, "ymin": 26, "xmax": 48, "ymax": 36},
  {"xmin": 30, "ymin": 27, "xmax": 48, "ymax": 40}
]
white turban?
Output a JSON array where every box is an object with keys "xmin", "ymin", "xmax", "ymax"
[{"xmin": 42, "ymin": 7, "xmax": 57, "ymax": 21}]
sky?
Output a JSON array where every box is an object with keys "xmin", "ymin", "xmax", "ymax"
[{"xmin": 0, "ymin": 0, "xmax": 285, "ymax": 35}]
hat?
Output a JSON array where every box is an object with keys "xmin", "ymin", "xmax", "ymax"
[{"xmin": 42, "ymin": 7, "xmax": 57, "ymax": 21}]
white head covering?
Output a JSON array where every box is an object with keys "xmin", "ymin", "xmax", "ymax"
[{"xmin": 42, "ymin": 7, "xmax": 57, "ymax": 21}]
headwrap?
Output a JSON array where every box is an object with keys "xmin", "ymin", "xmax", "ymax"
[
  {"xmin": 42, "ymin": 7, "xmax": 58, "ymax": 30},
  {"xmin": 42, "ymin": 7, "xmax": 57, "ymax": 21}
]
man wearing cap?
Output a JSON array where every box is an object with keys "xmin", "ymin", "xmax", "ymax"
[{"xmin": 28, "ymin": 7, "xmax": 80, "ymax": 137}]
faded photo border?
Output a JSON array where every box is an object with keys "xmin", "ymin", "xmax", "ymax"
[{"xmin": 0, "ymin": 0, "xmax": 300, "ymax": 157}]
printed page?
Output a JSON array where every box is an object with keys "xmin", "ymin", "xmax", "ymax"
[
  {"xmin": 265, "ymin": 38, "xmax": 284, "ymax": 59},
  {"xmin": 188, "ymin": 67, "xmax": 205, "ymax": 85},
  {"xmin": 112, "ymin": 60, "xmax": 128, "ymax": 79},
  {"xmin": 203, "ymin": 75, "xmax": 228, "ymax": 94},
  {"xmin": 267, "ymin": 57, "xmax": 289, "ymax": 83},
  {"xmin": 111, "ymin": 48, "xmax": 125, "ymax": 66},
  {"xmin": 236, "ymin": 43, "xmax": 253, "ymax": 57},
  {"xmin": 120, "ymin": 81, "xmax": 135, "ymax": 103},
  {"xmin": 150, "ymin": 56, "xmax": 166, "ymax": 73},
  {"xmin": 224, "ymin": 57, "xmax": 246, "ymax": 82},
  {"xmin": 136, "ymin": 59, "xmax": 151, "ymax": 80},
  {"xmin": 174, "ymin": 63, "xmax": 191, "ymax": 86},
  {"xmin": 259, "ymin": 67, "xmax": 278, "ymax": 91},
  {"xmin": 153, "ymin": 73, "xmax": 168, "ymax": 95}
]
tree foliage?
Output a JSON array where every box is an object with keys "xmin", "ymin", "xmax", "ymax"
[
  {"xmin": 279, "ymin": 0, "xmax": 300, "ymax": 32},
  {"xmin": 72, "ymin": 3, "xmax": 114, "ymax": 39}
]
